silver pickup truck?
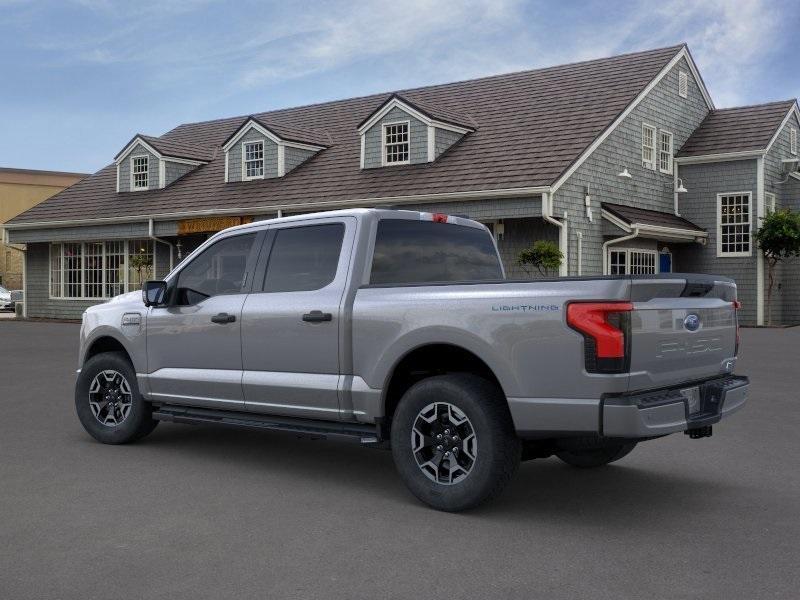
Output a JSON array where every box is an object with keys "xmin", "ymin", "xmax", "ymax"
[{"xmin": 75, "ymin": 208, "xmax": 748, "ymax": 511}]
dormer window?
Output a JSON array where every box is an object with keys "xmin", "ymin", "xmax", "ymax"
[
  {"xmin": 132, "ymin": 156, "xmax": 149, "ymax": 190},
  {"xmin": 357, "ymin": 94, "xmax": 474, "ymax": 169},
  {"xmin": 383, "ymin": 122, "xmax": 410, "ymax": 165},
  {"xmin": 243, "ymin": 141, "xmax": 265, "ymax": 179}
]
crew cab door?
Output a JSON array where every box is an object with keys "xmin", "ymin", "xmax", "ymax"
[
  {"xmin": 240, "ymin": 217, "xmax": 355, "ymax": 420},
  {"xmin": 145, "ymin": 231, "xmax": 263, "ymax": 408}
]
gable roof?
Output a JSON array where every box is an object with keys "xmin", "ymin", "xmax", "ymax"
[
  {"xmin": 677, "ymin": 100, "xmax": 798, "ymax": 157},
  {"xmin": 10, "ymin": 44, "xmax": 689, "ymax": 226},
  {"xmin": 221, "ymin": 116, "xmax": 331, "ymax": 150},
  {"xmin": 602, "ymin": 202, "xmax": 705, "ymax": 233},
  {"xmin": 114, "ymin": 134, "xmax": 215, "ymax": 163},
  {"xmin": 356, "ymin": 93, "xmax": 475, "ymax": 132}
]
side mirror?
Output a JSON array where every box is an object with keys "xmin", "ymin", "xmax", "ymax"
[{"xmin": 142, "ymin": 280, "xmax": 168, "ymax": 307}]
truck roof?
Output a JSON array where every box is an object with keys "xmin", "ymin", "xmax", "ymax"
[{"xmin": 215, "ymin": 207, "xmax": 488, "ymax": 237}]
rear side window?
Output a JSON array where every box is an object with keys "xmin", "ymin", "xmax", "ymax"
[
  {"xmin": 370, "ymin": 219, "xmax": 502, "ymax": 285},
  {"xmin": 262, "ymin": 223, "xmax": 344, "ymax": 292}
]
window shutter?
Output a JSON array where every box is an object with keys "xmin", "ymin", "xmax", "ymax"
[{"xmin": 678, "ymin": 70, "xmax": 688, "ymax": 99}]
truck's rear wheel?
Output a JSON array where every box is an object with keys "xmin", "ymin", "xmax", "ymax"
[
  {"xmin": 75, "ymin": 351, "xmax": 158, "ymax": 444},
  {"xmin": 555, "ymin": 441, "xmax": 636, "ymax": 468},
  {"xmin": 391, "ymin": 373, "xmax": 521, "ymax": 512}
]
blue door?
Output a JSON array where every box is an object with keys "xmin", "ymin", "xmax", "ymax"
[{"xmin": 659, "ymin": 252, "xmax": 672, "ymax": 273}]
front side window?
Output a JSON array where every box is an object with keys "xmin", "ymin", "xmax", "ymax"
[
  {"xmin": 49, "ymin": 240, "xmax": 154, "ymax": 299},
  {"xmin": 642, "ymin": 123, "xmax": 656, "ymax": 170},
  {"xmin": 262, "ymin": 224, "xmax": 344, "ymax": 293},
  {"xmin": 718, "ymin": 193, "xmax": 752, "ymax": 256},
  {"xmin": 177, "ymin": 233, "xmax": 257, "ymax": 302},
  {"xmin": 132, "ymin": 156, "xmax": 149, "ymax": 189},
  {"xmin": 370, "ymin": 220, "xmax": 503, "ymax": 285},
  {"xmin": 383, "ymin": 122, "xmax": 410, "ymax": 165},
  {"xmin": 659, "ymin": 131, "xmax": 674, "ymax": 174},
  {"xmin": 608, "ymin": 248, "xmax": 657, "ymax": 275},
  {"xmin": 243, "ymin": 141, "xmax": 264, "ymax": 179}
]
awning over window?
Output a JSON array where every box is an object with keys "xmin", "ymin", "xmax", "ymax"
[{"xmin": 601, "ymin": 202, "xmax": 707, "ymax": 242}]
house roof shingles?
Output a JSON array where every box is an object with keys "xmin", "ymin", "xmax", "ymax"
[
  {"xmin": 677, "ymin": 100, "xmax": 797, "ymax": 157},
  {"xmin": 602, "ymin": 202, "xmax": 705, "ymax": 232},
  {"xmin": 11, "ymin": 45, "xmax": 687, "ymax": 226}
]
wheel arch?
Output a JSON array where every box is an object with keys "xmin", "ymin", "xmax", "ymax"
[
  {"xmin": 81, "ymin": 331, "xmax": 136, "ymax": 370},
  {"xmin": 381, "ymin": 341, "xmax": 510, "ymax": 424}
]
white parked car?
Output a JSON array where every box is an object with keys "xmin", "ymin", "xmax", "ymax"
[{"xmin": 0, "ymin": 285, "xmax": 13, "ymax": 311}]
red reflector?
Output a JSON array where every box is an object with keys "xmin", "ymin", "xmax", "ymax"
[
  {"xmin": 567, "ymin": 302, "xmax": 633, "ymax": 358},
  {"xmin": 432, "ymin": 213, "xmax": 448, "ymax": 223},
  {"xmin": 733, "ymin": 299, "xmax": 742, "ymax": 310}
]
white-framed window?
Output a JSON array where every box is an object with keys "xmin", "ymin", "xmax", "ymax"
[
  {"xmin": 49, "ymin": 240, "xmax": 154, "ymax": 299},
  {"xmin": 678, "ymin": 70, "xmax": 688, "ymax": 98},
  {"xmin": 717, "ymin": 192, "xmax": 752, "ymax": 257},
  {"xmin": 243, "ymin": 140, "xmax": 265, "ymax": 179},
  {"xmin": 383, "ymin": 121, "xmax": 410, "ymax": 165},
  {"xmin": 790, "ymin": 127, "xmax": 797, "ymax": 155},
  {"xmin": 766, "ymin": 192, "xmax": 777, "ymax": 213},
  {"xmin": 131, "ymin": 156, "xmax": 149, "ymax": 190},
  {"xmin": 659, "ymin": 130, "xmax": 674, "ymax": 174},
  {"xmin": 642, "ymin": 123, "xmax": 656, "ymax": 170},
  {"xmin": 608, "ymin": 248, "xmax": 658, "ymax": 275}
]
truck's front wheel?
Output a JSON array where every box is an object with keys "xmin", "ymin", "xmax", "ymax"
[
  {"xmin": 75, "ymin": 351, "xmax": 158, "ymax": 444},
  {"xmin": 391, "ymin": 374, "xmax": 521, "ymax": 512}
]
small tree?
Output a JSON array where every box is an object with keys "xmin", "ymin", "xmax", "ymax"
[
  {"xmin": 755, "ymin": 208, "xmax": 800, "ymax": 325},
  {"xmin": 129, "ymin": 253, "xmax": 153, "ymax": 289},
  {"xmin": 518, "ymin": 240, "xmax": 563, "ymax": 277}
]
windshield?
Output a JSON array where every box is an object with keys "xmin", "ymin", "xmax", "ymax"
[{"xmin": 0, "ymin": 285, "xmax": 8, "ymax": 294}]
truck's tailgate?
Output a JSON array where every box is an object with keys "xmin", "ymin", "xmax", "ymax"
[{"xmin": 628, "ymin": 276, "xmax": 738, "ymax": 390}]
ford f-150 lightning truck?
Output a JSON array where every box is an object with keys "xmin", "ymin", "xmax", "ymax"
[{"xmin": 75, "ymin": 208, "xmax": 748, "ymax": 511}]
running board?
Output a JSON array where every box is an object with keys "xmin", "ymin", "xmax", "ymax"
[{"xmin": 152, "ymin": 405, "xmax": 382, "ymax": 445}]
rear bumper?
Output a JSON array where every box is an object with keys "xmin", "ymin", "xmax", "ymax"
[
  {"xmin": 509, "ymin": 375, "xmax": 748, "ymax": 439},
  {"xmin": 602, "ymin": 375, "xmax": 748, "ymax": 438}
]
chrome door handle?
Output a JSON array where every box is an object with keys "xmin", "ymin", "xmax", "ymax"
[
  {"xmin": 211, "ymin": 313, "xmax": 236, "ymax": 324},
  {"xmin": 302, "ymin": 310, "xmax": 332, "ymax": 323}
]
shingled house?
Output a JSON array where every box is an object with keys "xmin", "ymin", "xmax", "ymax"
[{"xmin": 5, "ymin": 44, "xmax": 800, "ymax": 325}]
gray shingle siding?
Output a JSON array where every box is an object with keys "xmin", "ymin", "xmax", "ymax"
[
  {"xmin": 118, "ymin": 143, "xmax": 159, "ymax": 192},
  {"xmin": 363, "ymin": 107, "xmax": 427, "ymax": 168},
  {"xmin": 227, "ymin": 128, "xmax": 279, "ymax": 182},
  {"xmin": 765, "ymin": 110, "xmax": 800, "ymax": 324},
  {"xmin": 9, "ymin": 222, "xmax": 151, "ymax": 244},
  {"xmin": 164, "ymin": 160, "xmax": 195, "ymax": 187},
  {"xmin": 284, "ymin": 146, "xmax": 316, "ymax": 174},
  {"xmin": 402, "ymin": 196, "xmax": 542, "ymax": 221},
  {"xmin": 673, "ymin": 160, "xmax": 759, "ymax": 325},
  {"xmin": 554, "ymin": 58, "xmax": 710, "ymax": 277},
  {"xmin": 434, "ymin": 128, "xmax": 463, "ymax": 159}
]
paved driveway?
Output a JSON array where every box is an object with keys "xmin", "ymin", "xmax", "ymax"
[{"xmin": 0, "ymin": 321, "xmax": 798, "ymax": 599}]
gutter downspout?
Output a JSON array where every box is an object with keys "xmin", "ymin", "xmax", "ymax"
[
  {"xmin": 148, "ymin": 219, "xmax": 174, "ymax": 276},
  {"xmin": 576, "ymin": 231, "xmax": 583, "ymax": 276},
  {"xmin": 542, "ymin": 192, "xmax": 568, "ymax": 276},
  {"xmin": 673, "ymin": 164, "xmax": 681, "ymax": 216},
  {"xmin": 602, "ymin": 227, "xmax": 640, "ymax": 275}
]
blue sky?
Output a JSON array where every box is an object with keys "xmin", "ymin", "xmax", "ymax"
[{"xmin": 1, "ymin": 0, "xmax": 798, "ymax": 173}]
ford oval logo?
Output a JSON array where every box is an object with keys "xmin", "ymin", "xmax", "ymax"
[{"xmin": 684, "ymin": 314, "xmax": 701, "ymax": 332}]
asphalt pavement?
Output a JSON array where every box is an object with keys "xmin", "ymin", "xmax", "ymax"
[{"xmin": 0, "ymin": 320, "xmax": 798, "ymax": 599}]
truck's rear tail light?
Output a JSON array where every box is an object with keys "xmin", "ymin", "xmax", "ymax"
[{"xmin": 567, "ymin": 302, "xmax": 633, "ymax": 373}]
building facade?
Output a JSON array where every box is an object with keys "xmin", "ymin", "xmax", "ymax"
[
  {"xmin": 6, "ymin": 45, "xmax": 800, "ymax": 325},
  {"xmin": 0, "ymin": 168, "xmax": 86, "ymax": 290}
]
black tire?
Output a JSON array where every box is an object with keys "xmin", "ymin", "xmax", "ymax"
[
  {"xmin": 555, "ymin": 441, "xmax": 637, "ymax": 468},
  {"xmin": 75, "ymin": 351, "xmax": 158, "ymax": 444},
  {"xmin": 391, "ymin": 373, "xmax": 521, "ymax": 512}
]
